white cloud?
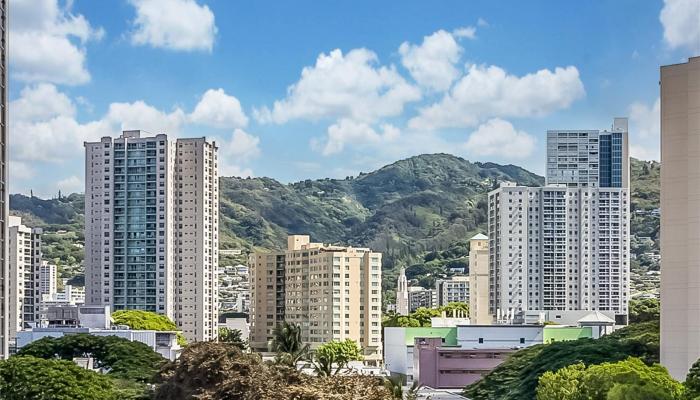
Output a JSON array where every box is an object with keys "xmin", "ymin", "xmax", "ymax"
[
  {"xmin": 399, "ymin": 30, "xmax": 463, "ymax": 91},
  {"xmin": 628, "ymin": 97, "xmax": 660, "ymax": 160},
  {"xmin": 409, "ymin": 64, "xmax": 585, "ymax": 130},
  {"xmin": 464, "ymin": 119, "xmax": 535, "ymax": 159},
  {"xmin": 56, "ymin": 176, "xmax": 83, "ymax": 193},
  {"xmin": 11, "ymin": 84, "xmax": 75, "ymax": 122},
  {"xmin": 219, "ymin": 164, "xmax": 254, "ymax": 178},
  {"xmin": 220, "ymin": 129, "xmax": 260, "ymax": 161},
  {"xmin": 104, "ymin": 101, "xmax": 186, "ymax": 134},
  {"xmin": 660, "ymin": 0, "xmax": 700, "ymax": 52},
  {"xmin": 255, "ymin": 48, "xmax": 421, "ymax": 124},
  {"xmin": 190, "ymin": 88, "xmax": 249, "ymax": 129},
  {"xmin": 317, "ymin": 119, "xmax": 400, "ymax": 156},
  {"xmin": 10, "ymin": 0, "xmax": 103, "ymax": 85},
  {"xmin": 129, "ymin": 0, "xmax": 217, "ymax": 52},
  {"xmin": 477, "ymin": 18, "xmax": 489, "ymax": 27},
  {"xmin": 453, "ymin": 26, "xmax": 476, "ymax": 39}
]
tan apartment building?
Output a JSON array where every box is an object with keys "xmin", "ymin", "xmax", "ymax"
[
  {"xmin": 7, "ymin": 216, "xmax": 42, "ymax": 343},
  {"xmin": 468, "ymin": 233, "xmax": 491, "ymax": 325},
  {"xmin": 661, "ymin": 56, "xmax": 700, "ymax": 380},
  {"xmin": 250, "ymin": 235, "xmax": 383, "ymax": 364},
  {"xmin": 84, "ymin": 131, "xmax": 219, "ymax": 342},
  {"xmin": 249, "ymin": 250, "xmax": 286, "ymax": 350}
]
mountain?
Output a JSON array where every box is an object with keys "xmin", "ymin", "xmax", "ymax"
[{"xmin": 9, "ymin": 154, "xmax": 660, "ymax": 298}]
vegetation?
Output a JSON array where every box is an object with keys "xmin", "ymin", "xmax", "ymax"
[
  {"xmin": 0, "ymin": 356, "xmax": 119, "ymax": 400},
  {"xmin": 155, "ymin": 341, "xmax": 392, "ymax": 400},
  {"xmin": 463, "ymin": 321, "xmax": 660, "ymax": 400},
  {"xmin": 112, "ymin": 309, "xmax": 187, "ymax": 346},
  {"xmin": 629, "ymin": 297, "xmax": 661, "ymax": 324},
  {"xmin": 17, "ymin": 334, "xmax": 165, "ymax": 383},
  {"xmin": 383, "ymin": 302, "xmax": 470, "ymax": 327},
  {"xmin": 311, "ymin": 339, "xmax": 363, "ymax": 376},
  {"xmin": 269, "ymin": 321, "xmax": 310, "ymax": 366},
  {"xmin": 218, "ymin": 327, "xmax": 248, "ymax": 350},
  {"xmin": 536, "ymin": 357, "xmax": 684, "ymax": 400}
]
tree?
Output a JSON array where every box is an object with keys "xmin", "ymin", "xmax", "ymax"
[
  {"xmin": 156, "ymin": 341, "xmax": 392, "ymax": 400},
  {"xmin": 465, "ymin": 321, "xmax": 661, "ymax": 400},
  {"xmin": 536, "ymin": 358, "xmax": 684, "ymax": 400},
  {"xmin": 218, "ymin": 327, "xmax": 247, "ymax": 350},
  {"xmin": 311, "ymin": 339, "xmax": 363, "ymax": 376},
  {"xmin": 629, "ymin": 298, "xmax": 660, "ymax": 324},
  {"xmin": 18, "ymin": 334, "xmax": 165, "ymax": 382},
  {"xmin": 0, "ymin": 356, "xmax": 118, "ymax": 400},
  {"xmin": 112, "ymin": 309, "xmax": 187, "ymax": 346},
  {"xmin": 684, "ymin": 357, "xmax": 700, "ymax": 399},
  {"xmin": 269, "ymin": 322, "xmax": 309, "ymax": 366}
]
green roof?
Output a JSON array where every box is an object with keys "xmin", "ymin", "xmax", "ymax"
[
  {"xmin": 404, "ymin": 327, "xmax": 458, "ymax": 346},
  {"xmin": 543, "ymin": 326, "xmax": 593, "ymax": 343}
]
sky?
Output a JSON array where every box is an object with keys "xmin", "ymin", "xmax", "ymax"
[{"xmin": 9, "ymin": 0, "xmax": 700, "ymax": 197}]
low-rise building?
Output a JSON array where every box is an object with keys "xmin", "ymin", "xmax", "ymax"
[{"xmin": 408, "ymin": 287, "xmax": 435, "ymax": 312}]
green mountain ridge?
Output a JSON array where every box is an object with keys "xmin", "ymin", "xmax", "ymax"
[{"xmin": 9, "ymin": 153, "xmax": 660, "ymax": 298}]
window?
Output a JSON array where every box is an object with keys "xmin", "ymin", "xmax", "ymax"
[{"xmin": 478, "ymin": 338, "xmax": 484, "ymax": 344}]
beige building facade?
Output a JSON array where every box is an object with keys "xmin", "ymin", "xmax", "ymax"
[
  {"xmin": 249, "ymin": 250, "xmax": 286, "ymax": 350},
  {"xmin": 250, "ymin": 235, "xmax": 383, "ymax": 364},
  {"xmin": 468, "ymin": 234, "xmax": 491, "ymax": 325},
  {"xmin": 84, "ymin": 131, "xmax": 219, "ymax": 342},
  {"xmin": 660, "ymin": 56, "xmax": 700, "ymax": 380}
]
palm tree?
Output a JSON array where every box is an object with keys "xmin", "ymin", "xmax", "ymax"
[{"xmin": 269, "ymin": 322, "xmax": 309, "ymax": 367}]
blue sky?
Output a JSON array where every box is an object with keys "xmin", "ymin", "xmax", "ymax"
[{"xmin": 9, "ymin": 0, "xmax": 700, "ymax": 197}]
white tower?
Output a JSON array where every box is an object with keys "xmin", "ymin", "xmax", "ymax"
[{"xmin": 396, "ymin": 267, "xmax": 409, "ymax": 315}]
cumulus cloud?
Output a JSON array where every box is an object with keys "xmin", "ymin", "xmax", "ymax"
[
  {"xmin": 409, "ymin": 64, "xmax": 585, "ymax": 130},
  {"xmin": 11, "ymin": 84, "xmax": 75, "ymax": 121},
  {"xmin": 128, "ymin": 0, "xmax": 217, "ymax": 52},
  {"xmin": 464, "ymin": 119, "xmax": 535, "ymax": 159},
  {"xmin": 628, "ymin": 97, "xmax": 660, "ymax": 160},
  {"xmin": 660, "ymin": 0, "xmax": 700, "ymax": 52},
  {"xmin": 314, "ymin": 119, "xmax": 400, "ymax": 156},
  {"xmin": 452, "ymin": 26, "xmax": 477, "ymax": 39},
  {"xmin": 254, "ymin": 48, "xmax": 421, "ymax": 124},
  {"xmin": 10, "ymin": 0, "xmax": 104, "ymax": 85},
  {"xmin": 56, "ymin": 176, "xmax": 83, "ymax": 193},
  {"xmin": 399, "ymin": 30, "xmax": 463, "ymax": 91},
  {"xmin": 220, "ymin": 129, "xmax": 260, "ymax": 161},
  {"xmin": 190, "ymin": 88, "xmax": 249, "ymax": 129}
]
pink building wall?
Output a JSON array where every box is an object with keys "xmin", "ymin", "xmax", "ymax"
[{"xmin": 413, "ymin": 337, "xmax": 514, "ymax": 389}]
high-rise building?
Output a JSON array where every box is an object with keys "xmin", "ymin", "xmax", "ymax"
[
  {"xmin": 408, "ymin": 287, "xmax": 435, "ymax": 312},
  {"xmin": 396, "ymin": 267, "xmax": 409, "ymax": 315},
  {"xmin": 249, "ymin": 250, "xmax": 285, "ymax": 351},
  {"xmin": 1, "ymin": 0, "xmax": 9, "ymax": 359},
  {"xmin": 250, "ymin": 235, "xmax": 383, "ymax": 364},
  {"xmin": 84, "ymin": 131, "xmax": 219, "ymax": 342},
  {"xmin": 546, "ymin": 119, "xmax": 629, "ymax": 189},
  {"xmin": 38, "ymin": 262, "xmax": 57, "ymax": 301},
  {"xmin": 489, "ymin": 118, "xmax": 630, "ymax": 324},
  {"xmin": 7, "ymin": 217, "xmax": 42, "ymax": 342},
  {"xmin": 468, "ymin": 234, "xmax": 491, "ymax": 325},
  {"xmin": 435, "ymin": 276, "xmax": 469, "ymax": 306},
  {"xmin": 660, "ymin": 56, "xmax": 700, "ymax": 380}
]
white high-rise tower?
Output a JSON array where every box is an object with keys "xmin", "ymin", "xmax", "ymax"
[{"xmin": 84, "ymin": 131, "xmax": 219, "ymax": 342}]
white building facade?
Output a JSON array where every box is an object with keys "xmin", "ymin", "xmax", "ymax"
[
  {"xmin": 8, "ymin": 216, "xmax": 42, "ymax": 341},
  {"xmin": 84, "ymin": 131, "xmax": 219, "ymax": 342}
]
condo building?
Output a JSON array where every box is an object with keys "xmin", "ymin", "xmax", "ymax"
[
  {"xmin": 249, "ymin": 250, "xmax": 286, "ymax": 350},
  {"xmin": 84, "ymin": 131, "xmax": 219, "ymax": 342},
  {"xmin": 1, "ymin": 0, "xmax": 9, "ymax": 359},
  {"xmin": 660, "ymin": 56, "xmax": 700, "ymax": 380},
  {"xmin": 468, "ymin": 234, "xmax": 491, "ymax": 325},
  {"xmin": 408, "ymin": 287, "xmax": 435, "ymax": 312},
  {"xmin": 489, "ymin": 118, "xmax": 630, "ymax": 324},
  {"xmin": 250, "ymin": 235, "xmax": 383, "ymax": 364},
  {"xmin": 38, "ymin": 262, "xmax": 57, "ymax": 301},
  {"xmin": 435, "ymin": 276, "xmax": 469, "ymax": 306},
  {"xmin": 7, "ymin": 216, "xmax": 42, "ymax": 341}
]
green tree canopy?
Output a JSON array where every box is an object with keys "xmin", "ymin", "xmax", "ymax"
[
  {"xmin": 629, "ymin": 298, "xmax": 660, "ymax": 324},
  {"xmin": 384, "ymin": 302, "xmax": 470, "ymax": 327},
  {"xmin": 18, "ymin": 333, "xmax": 165, "ymax": 382},
  {"xmin": 269, "ymin": 321, "xmax": 309, "ymax": 366},
  {"xmin": 536, "ymin": 358, "xmax": 684, "ymax": 400},
  {"xmin": 218, "ymin": 327, "xmax": 247, "ymax": 350},
  {"xmin": 112, "ymin": 309, "xmax": 187, "ymax": 346},
  {"xmin": 312, "ymin": 339, "xmax": 364, "ymax": 376},
  {"xmin": 464, "ymin": 321, "xmax": 661, "ymax": 400},
  {"xmin": 0, "ymin": 356, "xmax": 118, "ymax": 400},
  {"xmin": 685, "ymin": 357, "xmax": 700, "ymax": 399}
]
